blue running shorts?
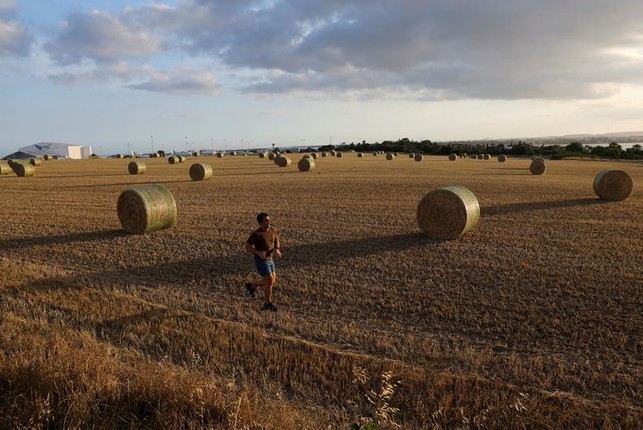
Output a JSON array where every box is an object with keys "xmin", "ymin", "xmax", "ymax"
[{"xmin": 254, "ymin": 257, "xmax": 275, "ymax": 276}]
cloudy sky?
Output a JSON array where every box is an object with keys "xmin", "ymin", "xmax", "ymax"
[{"xmin": 2, "ymin": 0, "xmax": 643, "ymax": 155}]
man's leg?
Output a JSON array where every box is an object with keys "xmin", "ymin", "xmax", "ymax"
[{"xmin": 262, "ymin": 274, "xmax": 274, "ymax": 303}]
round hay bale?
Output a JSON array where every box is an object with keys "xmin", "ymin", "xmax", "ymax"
[
  {"xmin": 268, "ymin": 153, "xmax": 276, "ymax": 160},
  {"xmin": 117, "ymin": 184, "xmax": 177, "ymax": 234},
  {"xmin": 416, "ymin": 185, "xmax": 480, "ymax": 240},
  {"xmin": 311, "ymin": 152, "xmax": 318, "ymax": 159},
  {"xmin": 230, "ymin": 151, "xmax": 236, "ymax": 156},
  {"xmin": 477, "ymin": 154, "xmax": 484, "ymax": 160},
  {"xmin": 298, "ymin": 158, "xmax": 315, "ymax": 172},
  {"xmin": 448, "ymin": 153, "xmax": 457, "ymax": 161},
  {"xmin": 357, "ymin": 152, "xmax": 364, "ymax": 157},
  {"xmin": 303, "ymin": 154, "xmax": 312, "ymax": 159},
  {"xmin": 386, "ymin": 153, "xmax": 394, "ymax": 160},
  {"xmin": 189, "ymin": 163, "xmax": 213, "ymax": 181},
  {"xmin": 13, "ymin": 162, "xmax": 35, "ymax": 177},
  {"xmin": 336, "ymin": 152, "xmax": 343, "ymax": 158},
  {"xmin": 177, "ymin": 155, "xmax": 185, "ymax": 163},
  {"xmin": 29, "ymin": 158, "xmax": 42, "ymax": 167},
  {"xmin": 372, "ymin": 152, "xmax": 378, "ymax": 157},
  {"xmin": 216, "ymin": 152, "xmax": 223, "ymax": 158},
  {"xmin": 321, "ymin": 152, "xmax": 328, "ymax": 157},
  {"xmin": 276, "ymin": 156, "xmax": 291, "ymax": 167},
  {"xmin": 409, "ymin": 153, "xmax": 415, "ymax": 158},
  {"xmin": 414, "ymin": 153, "xmax": 424, "ymax": 162},
  {"xmin": 258, "ymin": 152, "xmax": 267, "ymax": 159},
  {"xmin": 43, "ymin": 154, "xmax": 51, "ymax": 161},
  {"xmin": 530, "ymin": 158, "xmax": 546, "ymax": 175},
  {"xmin": 0, "ymin": 162, "xmax": 12, "ymax": 175},
  {"xmin": 168, "ymin": 156, "xmax": 177, "ymax": 164},
  {"xmin": 498, "ymin": 154, "xmax": 507, "ymax": 162},
  {"xmin": 483, "ymin": 154, "xmax": 490, "ymax": 160},
  {"xmin": 192, "ymin": 152, "xmax": 199, "ymax": 157},
  {"xmin": 128, "ymin": 161, "xmax": 146, "ymax": 175},
  {"xmin": 593, "ymin": 170, "xmax": 633, "ymax": 201},
  {"xmin": 330, "ymin": 150, "xmax": 336, "ymax": 156}
]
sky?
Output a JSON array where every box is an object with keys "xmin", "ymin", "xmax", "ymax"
[{"xmin": 2, "ymin": 0, "xmax": 643, "ymax": 155}]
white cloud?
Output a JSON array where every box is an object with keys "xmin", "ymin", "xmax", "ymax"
[{"xmin": 0, "ymin": 19, "xmax": 31, "ymax": 56}]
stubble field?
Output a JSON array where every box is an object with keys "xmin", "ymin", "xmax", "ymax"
[{"xmin": 1, "ymin": 153, "xmax": 641, "ymax": 429}]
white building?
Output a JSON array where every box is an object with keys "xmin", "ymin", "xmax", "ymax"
[{"xmin": 18, "ymin": 142, "xmax": 92, "ymax": 159}]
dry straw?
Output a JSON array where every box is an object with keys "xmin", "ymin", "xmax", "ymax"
[
  {"xmin": 117, "ymin": 184, "xmax": 177, "ymax": 234},
  {"xmin": 498, "ymin": 154, "xmax": 507, "ymax": 162},
  {"xmin": 298, "ymin": 157, "xmax": 315, "ymax": 172},
  {"xmin": 330, "ymin": 150, "xmax": 337, "ymax": 156},
  {"xmin": 43, "ymin": 154, "xmax": 51, "ymax": 161},
  {"xmin": 217, "ymin": 152, "xmax": 224, "ymax": 158},
  {"xmin": 12, "ymin": 162, "xmax": 35, "ymax": 177},
  {"xmin": 177, "ymin": 155, "xmax": 185, "ymax": 163},
  {"xmin": 414, "ymin": 153, "xmax": 423, "ymax": 162},
  {"xmin": 259, "ymin": 152, "xmax": 267, "ymax": 159},
  {"xmin": 593, "ymin": 170, "xmax": 633, "ymax": 201},
  {"xmin": 303, "ymin": 154, "xmax": 312, "ymax": 159},
  {"xmin": 128, "ymin": 161, "xmax": 146, "ymax": 175},
  {"xmin": 268, "ymin": 153, "xmax": 276, "ymax": 160},
  {"xmin": 336, "ymin": 152, "xmax": 343, "ymax": 158},
  {"xmin": 417, "ymin": 185, "xmax": 480, "ymax": 240},
  {"xmin": 189, "ymin": 163, "xmax": 213, "ymax": 181},
  {"xmin": 311, "ymin": 152, "xmax": 319, "ymax": 159},
  {"xmin": 483, "ymin": 154, "xmax": 491, "ymax": 160},
  {"xmin": 29, "ymin": 158, "xmax": 42, "ymax": 166},
  {"xmin": 409, "ymin": 153, "xmax": 415, "ymax": 158},
  {"xmin": 276, "ymin": 155, "xmax": 292, "ymax": 167},
  {"xmin": 373, "ymin": 152, "xmax": 378, "ymax": 156},
  {"xmin": 530, "ymin": 158, "xmax": 546, "ymax": 175},
  {"xmin": 321, "ymin": 152, "xmax": 328, "ymax": 157},
  {"xmin": 0, "ymin": 162, "xmax": 12, "ymax": 175},
  {"xmin": 357, "ymin": 152, "xmax": 364, "ymax": 157},
  {"xmin": 386, "ymin": 153, "xmax": 394, "ymax": 160},
  {"xmin": 448, "ymin": 153, "xmax": 457, "ymax": 161},
  {"xmin": 168, "ymin": 156, "xmax": 178, "ymax": 164}
]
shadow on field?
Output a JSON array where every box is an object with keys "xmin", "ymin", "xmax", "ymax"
[
  {"xmin": 0, "ymin": 229, "xmax": 127, "ymax": 250},
  {"xmin": 65, "ymin": 179, "xmax": 193, "ymax": 189},
  {"xmin": 483, "ymin": 198, "xmax": 602, "ymax": 215}
]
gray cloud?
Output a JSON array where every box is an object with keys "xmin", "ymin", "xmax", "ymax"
[
  {"xmin": 0, "ymin": 1, "xmax": 32, "ymax": 57},
  {"xmin": 126, "ymin": 69, "xmax": 221, "ymax": 95},
  {"xmin": 41, "ymin": 0, "xmax": 643, "ymax": 100}
]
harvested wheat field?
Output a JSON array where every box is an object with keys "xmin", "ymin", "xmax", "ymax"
[{"xmin": 1, "ymin": 154, "xmax": 641, "ymax": 429}]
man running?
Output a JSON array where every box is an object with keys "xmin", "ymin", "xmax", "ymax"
[{"xmin": 244, "ymin": 212, "xmax": 281, "ymax": 311}]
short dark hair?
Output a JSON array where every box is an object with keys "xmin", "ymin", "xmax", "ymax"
[{"xmin": 256, "ymin": 212, "xmax": 269, "ymax": 223}]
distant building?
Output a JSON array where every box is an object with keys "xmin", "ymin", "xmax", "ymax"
[{"xmin": 4, "ymin": 142, "xmax": 93, "ymax": 159}]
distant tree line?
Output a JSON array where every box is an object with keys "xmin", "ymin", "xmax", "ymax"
[{"xmin": 311, "ymin": 138, "xmax": 643, "ymax": 160}]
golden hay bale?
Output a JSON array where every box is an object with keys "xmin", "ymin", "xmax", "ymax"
[
  {"xmin": 414, "ymin": 153, "xmax": 424, "ymax": 162},
  {"xmin": 336, "ymin": 152, "xmax": 343, "ymax": 158},
  {"xmin": 0, "ymin": 162, "xmax": 12, "ymax": 175},
  {"xmin": 483, "ymin": 154, "xmax": 490, "ymax": 160},
  {"xmin": 29, "ymin": 158, "xmax": 42, "ymax": 166},
  {"xmin": 498, "ymin": 154, "xmax": 507, "ymax": 162},
  {"xmin": 177, "ymin": 155, "xmax": 185, "ymax": 163},
  {"xmin": 321, "ymin": 152, "xmax": 328, "ymax": 157},
  {"xmin": 230, "ymin": 151, "xmax": 236, "ymax": 156},
  {"xmin": 409, "ymin": 153, "xmax": 415, "ymax": 158},
  {"xmin": 416, "ymin": 185, "xmax": 480, "ymax": 240},
  {"xmin": 357, "ymin": 152, "xmax": 364, "ymax": 157},
  {"xmin": 477, "ymin": 154, "xmax": 484, "ymax": 160},
  {"xmin": 298, "ymin": 158, "xmax": 315, "ymax": 172},
  {"xmin": 168, "ymin": 156, "xmax": 178, "ymax": 164},
  {"xmin": 12, "ymin": 162, "xmax": 35, "ymax": 177},
  {"xmin": 43, "ymin": 154, "xmax": 51, "ymax": 161},
  {"xmin": 216, "ymin": 152, "xmax": 224, "ymax": 158},
  {"xmin": 303, "ymin": 154, "xmax": 312, "ymax": 159},
  {"xmin": 189, "ymin": 163, "xmax": 213, "ymax": 181},
  {"xmin": 330, "ymin": 150, "xmax": 336, "ymax": 156},
  {"xmin": 128, "ymin": 161, "xmax": 146, "ymax": 175},
  {"xmin": 593, "ymin": 170, "xmax": 633, "ymax": 201},
  {"xmin": 373, "ymin": 152, "xmax": 378, "ymax": 156},
  {"xmin": 530, "ymin": 158, "xmax": 546, "ymax": 175},
  {"xmin": 448, "ymin": 153, "xmax": 457, "ymax": 161},
  {"xmin": 116, "ymin": 154, "xmax": 123, "ymax": 159},
  {"xmin": 311, "ymin": 152, "xmax": 319, "ymax": 159},
  {"xmin": 268, "ymin": 153, "xmax": 276, "ymax": 160},
  {"xmin": 117, "ymin": 184, "xmax": 177, "ymax": 234},
  {"xmin": 276, "ymin": 156, "xmax": 292, "ymax": 167},
  {"xmin": 259, "ymin": 152, "xmax": 267, "ymax": 158},
  {"xmin": 386, "ymin": 153, "xmax": 394, "ymax": 160}
]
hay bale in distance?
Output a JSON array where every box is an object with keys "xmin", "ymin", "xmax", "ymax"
[
  {"xmin": 593, "ymin": 170, "xmax": 633, "ymax": 201},
  {"xmin": 416, "ymin": 185, "xmax": 480, "ymax": 240},
  {"xmin": 259, "ymin": 152, "xmax": 267, "ymax": 159},
  {"xmin": 276, "ymin": 156, "xmax": 291, "ymax": 167},
  {"xmin": 321, "ymin": 152, "xmax": 328, "ymax": 157},
  {"xmin": 303, "ymin": 154, "xmax": 312, "ymax": 159},
  {"xmin": 448, "ymin": 153, "xmax": 457, "ymax": 161},
  {"xmin": 29, "ymin": 158, "xmax": 42, "ymax": 167},
  {"xmin": 311, "ymin": 153, "xmax": 319, "ymax": 159},
  {"xmin": 128, "ymin": 161, "xmax": 146, "ymax": 175},
  {"xmin": 117, "ymin": 184, "xmax": 177, "ymax": 234},
  {"xmin": 530, "ymin": 158, "xmax": 546, "ymax": 175},
  {"xmin": 177, "ymin": 155, "xmax": 185, "ymax": 163},
  {"xmin": 336, "ymin": 152, "xmax": 343, "ymax": 158},
  {"xmin": 168, "ymin": 156, "xmax": 177, "ymax": 164},
  {"xmin": 414, "ymin": 153, "xmax": 423, "ymax": 162},
  {"xmin": 386, "ymin": 153, "xmax": 394, "ymax": 160},
  {"xmin": 498, "ymin": 154, "xmax": 507, "ymax": 162},
  {"xmin": 298, "ymin": 158, "xmax": 315, "ymax": 172},
  {"xmin": 483, "ymin": 154, "xmax": 491, "ymax": 160},
  {"xmin": 357, "ymin": 152, "xmax": 364, "ymax": 157},
  {"xmin": 12, "ymin": 162, "xmax": 35, "ymax": 177},
  {"xmin": 0, "ymin": 162, "xmax": 12, "ymax": 175},
  {"xmin": 189, "ymin": 163, "xmax": 213, "ymax": 181},
  {"xmin": 330, "ymin": 150, "xmax": 337, "ymax": 156},
  {"xmin": 268, "ymin": 153, "xmax": 276, "ymax": 160},
  {"xmin": 373, "ymin": 152, "xmax": 378, "ymax": 156},
  {"xmin": 409, "ymin": 153, "xmax": 415, "ymax": 158}
]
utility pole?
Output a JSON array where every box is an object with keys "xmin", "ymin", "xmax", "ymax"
[
  {"xmin": 185, "ymin": 136, "xmax": 188, "ymax": 153},
  {"xmin": 150, "ymin": 135, "xmax": 154, "ymax": 153}
]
